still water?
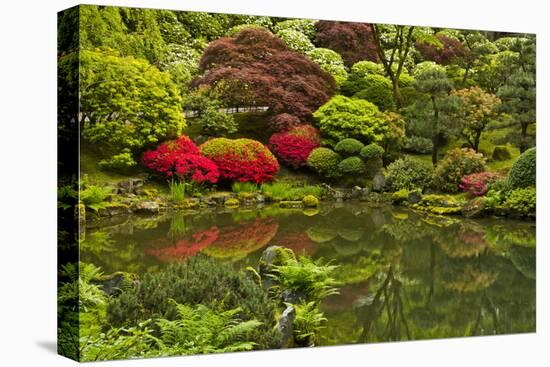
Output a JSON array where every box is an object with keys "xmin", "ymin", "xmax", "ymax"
[{"xmin": 82, "ymin": 202, "xmax": 536, "ymax": 345}]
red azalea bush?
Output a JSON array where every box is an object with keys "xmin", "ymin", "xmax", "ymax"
[
  {"xmin": 268, "ymin": 125, "xmax": 321, "ymax": 169},
  {"xmin": 200, "ymin": 138, "xmax": 280, "ymax": 183},
  {"xmin": 459, "ymin": 171, "xmax": 500, "ymax": 196},
  {"xmin": 142, "ymin": 135, "xmax": 219, "ymax": 184}
]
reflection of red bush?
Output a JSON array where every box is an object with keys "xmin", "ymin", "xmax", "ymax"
[
  {"xmin": 269, "ymin": 125, "xmax": 321, "ymax": 169},
  {"xmin": 273, "ymin": 231, "xmax": 318, "ymax": 256},
  {"xmin": 203, "ymin": 218, "xmax": 279, "ymax": 258},
  {"xmin": 146, "ymin": 227, "xmax": 219, "ymax": 262}
]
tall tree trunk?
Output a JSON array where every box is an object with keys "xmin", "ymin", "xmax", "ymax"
[
  {"xmin": 431, "ymin": 96, "xmax": 439, "ymax": 166},
  {"xmin": 390, "ymin": 74, "xmax": 402, "ymax": 109},
  {"xmin": 474, "ymin": 130, "xmax": 482, "ymax": 152},
  {"xmin": 520, "ymin": 122, "xmax": 528, "ymax": 153}
]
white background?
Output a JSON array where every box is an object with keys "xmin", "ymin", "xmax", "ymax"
[{"xmin": 0, "ymin": 0, "xmax": 547, "ymax": 365}]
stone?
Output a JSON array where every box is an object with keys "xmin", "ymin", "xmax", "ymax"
[
  {"xmin": 277, "ymin": 305, "xmax": 296, "ymax": 348},
  {"xmin": 408, "ymin": 190, "xmax": 422, "ymax": 204},
  {"xmin": 117, "ymin": 178, "xmax": 144, "ymax": 195},
  {"xmin": 258, "ymin": 246, "xmax": 295, "ymax": 278},
  {"xmin": 133, "ymin": 201, "xmax": 160, "ymax": 215},
  {"xmin": 208, "ymin": 193, "xmax": 233, "ymax": 206},
  {"xmin": 107, "ymin": 204, "xmax": 130, "ymax": 217},
  {"xmin": 255, "ymin": 194, "xmax": 266, "ymax": 203},
  {"xmin": 224, "ymin": 198, "xmax": 240, "ymax": 207},
  {"xmin": 350, "ymin": 186, "xmax": 368, "ymax": 199},
  {"xmin": 462, "ymin": 197, "xmax": 487, "ymax": 218},
  {"xmin": 372, "ymin": 173, "xmax": 386, "ymax": 192}
]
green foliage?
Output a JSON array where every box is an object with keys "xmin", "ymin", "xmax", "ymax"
[
  {"xmin": 386, "ymin": 156, "xmax": 434, "ymax": 191},
  {"xmin": 508, "ymin": 148, "xmax": 536, "ymax": 189},
  {"xmin": 169, "ymin": 179, "xmax": 187, "ymax": 203},
  {"xmin": 80, "ymin": 185, "xmax": 111, "ymax": 212},
  {"xmin": 433, "ymin": 148, "xmax": 486, "ymax": 192},
  {"xmin": 313, "ymin": 96, "xmax": 387, "ymax": 143},
  {"xmin": 79, "ymin": 49, "xmax": 186, "ymax": 168},
  {"xmin": 80, "ymin": 321, "xmax": 159, "ymax": 362},
  {"xmin": 59, "ymin": 262, "xmax": 106, "ymax": 312},
  {"xmin": 156, "ymin": 301, "xmax": 261, "ymax": 355},
  {"xmin": 350, "ymin": 75, "xmax": 395, "ymax": 111},
  {"xmin": 273, "ymin": 19, "xmax": 317, "ymax": 40},
  {"xmin": 492, "ymin": 145, "xmax": 512, "ymax": 161},
  {"xmin": 292, "ymin": 302, "xmax": 327, "ymax": 346},
  {"xmin": 360, "ymin": 143, "xmax": 385, "ymax": 160},
  {"xmin": 107, "ymin": 255, "xmax": 280, "ymax": 348},
  {"xmin": 184, "ymin": 86, "xmax": 238, "ymax": 136},
  {"xmin": 403, "ymin": 135, "xmax": 433, "ymax": 154},
  {"xmin": 307, "ymin": 147, "xmax": 342, "ymax": 179},
  {"xmin": 270, "ymin": 256, "xmax": 339, "ymax": 302},
  {"xmin": 349, "ymin": 61, "xmax": 385, "ymax": 78},
  {"xmin": 334, "ymin": 138, "xmax": 365, "ymax": 157},
  {"xmin": 306, "ymin": 48, "xmax": 348, "ymax": 85},
  {"xmin": 276, "ymin": 29, "xmax": 315, "ymax": 54},
  {"xmin": 503, "ymin": 187, "xmax": 536, "ymax": 216},
  {"xmin": 232, "ymin": 181, "xmax": 258, "ymax": 193},
  {"xmin": 260, "ymin": 181, "xmax": 324, "ymax": 201},
  {"xmin": 338, "ymin": 156, "xmax": 367, "ymax": 176}
]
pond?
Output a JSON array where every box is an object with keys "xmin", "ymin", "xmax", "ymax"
[{"xmin": 82, "ymin": 202, "xmax": 536, "ymax": 346}]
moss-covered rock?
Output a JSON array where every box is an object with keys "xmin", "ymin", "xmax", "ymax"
[
  {"xmin": 224, "ymin": 198, "xmax": 240, "ymax": 207},
  {"xmin": 391, "ymin": 189, "xmax": 410, "ymax": 205},
  {"xmin": 462, "ymin": 197, "xmax": 487, "ymax": 218},
  {"xmin": 302, "ymin": 195, "xmax": 319, "ymax": 208},
  {"xmin": 279, "ymin": 201, "xmax": 304, "ymax": 209},
  {"xmin": 412, "ymin": 194, "xmax": 466, "ymax": 215}
]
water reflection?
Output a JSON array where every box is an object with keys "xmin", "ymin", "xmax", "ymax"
[{"xmin": 81, "ymin": 203, "xmax": 536, "ymax": 344}]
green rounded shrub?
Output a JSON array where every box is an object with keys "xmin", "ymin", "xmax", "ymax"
[
  {"xmin": 313, "ymin": 96, "xmax": 387, "ymax": 143},
  {"xmin": 307, "ymin": 147, "xmax": 342, "ymax": 178},
  {"xmin": 107, "ymin": 255, "xmax": 280, "ymax": 348},
  {"xmin": 334, "ymin": 138, "xmax": 365, "ymax": 157},
  {"xmin": 353, "ymin": 74, "xmax": 395, "ymax": 111},
  {"xmin": 360, "ymin": 143, "xmax": 385, "ymax": 160},
  {"xmin": 432, "ymin": 148, "xmax": 486, "ymax": 193},
  {"xmin": 503, "ymin": 187, "xmax": 536, "ymax": 216},
  {"xmin": 492, "ymin": 145, "xmax": 512, "ymax": 161},
  {"xmin": 508, "ymin": 148, "xmax": 536, "ymax": 189},
  {"xmin": 338, "ymin": 156, "xmax": 366, "ymax": 176},
  {"xmin": 386, "ymin": 156, "xmax": 433, "ymax": 191}
]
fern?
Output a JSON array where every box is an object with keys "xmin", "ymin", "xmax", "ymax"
[
  {"xmin": 156, "ymin": 300, "xmax": 261, "ymax": 355},
  {"xmin": 270, "ymin": 256, "xmax": 340, "ymax": 302},
  {"xmin": 292, "ymin": 301, "xmax": 328, "ymax": 346}
]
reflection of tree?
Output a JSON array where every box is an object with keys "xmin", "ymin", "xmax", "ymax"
[
  {"xmin": 272, "ymin": 231, "xmax": 318, "ymax": 256},
  {"xmin": 202, "ymin": 218, "xmax": 279, "ymax": 259},
  {"xmin": 146, "ymin": 227, "xmax": 219, "ymax": 262}
]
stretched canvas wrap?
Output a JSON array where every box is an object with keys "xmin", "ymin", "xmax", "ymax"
[{"xmin": 57, "ymin": 4, "xmax": 536, "ymax": 362}]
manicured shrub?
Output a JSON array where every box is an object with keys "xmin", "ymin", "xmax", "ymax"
[
  {"xmin": 142, "ymin": 135, "xmax": 219, "ymax": 184},
  {"xmin": 338, "ymin": 156, "xmax": 366, "ymax": 176},
  {"xmin": 334, "ymin": 138, "xmax": 365, "ymax": 157},
  {"xmin": 269, "ymin": 125, "xmax": 321, "ymax": 168},
  {"xmin": 273, "ymin": 19, "xmax": 317, "ymax": 40},
  {"xmin": 349, "ymin": 61, "xmax": 385, "ymax": 78},
  {"xmin": 508, "ymin": 147, "xmax": 536, "ymax": 189},
  {"xmin": 459, "ymin": 172, "xmax": 501, "ymax": 196},
  {"xmin": 492, "ymin": 145, "xmax": 512, "ymax": 161},
  {"xmin": 403, "ymin": 135, "xmax": 433, "ymax": 154},
  {"xmin": 306, "ymin": 48, "xmax": 348, "ymax": 85},
  {"xmin": 269, "ymin": 113, "xmax": 303, "ymax": 132},
  {"xmin": 503, "ymin": 187, "xmax": 536, "ymax": 216},
  {"xmin": 415, "ymin": 34, "xmax": 469, "ymax": 65},
  {"xmin": 276, "ymin": 29, "xmax": 315, "ymax": 54},
  {"xmin": 386, "ymin": 156, "xmax": 434, "ymax": 191},
  {"xmin": 360, "ymin": 143, "xmax": 385, "ymax": 160},
  {"xmin": 200, "ymin": 138, "xmax": 280, "ymax": 183},
  {"xmin": 352, "ymin": 75, "xmax": 395, "ymax": 111},
  {"xmin": 107, "ymin": 255, "xmax": 280, "ymax": 349},
  {"xmin": 433, "ymin": 148, "xmax": 486, "ymax": 193},
  {"xmin": 307, "ymin": 147, "xmax": 342, "ymax": 178},
  {"xmin": 313, "ymin": 96, "xmax": 387, "ymax": 143}
]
